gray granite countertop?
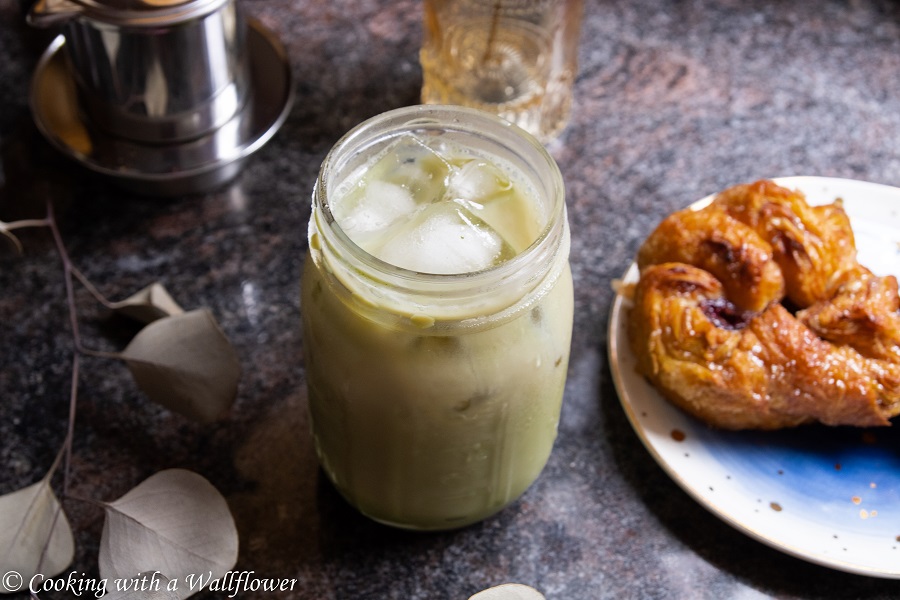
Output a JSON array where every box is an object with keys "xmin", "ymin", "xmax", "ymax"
[{"xmin": 3, "ymin": 0, "xmax": 900, "ymax": 598}]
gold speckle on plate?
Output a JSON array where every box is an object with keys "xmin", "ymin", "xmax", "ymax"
[
  {"xmin": 671, "ymin": 429, "xmax": 686, "ymax": 442},
  {"xmin": 852, "ymin": 496, "xmax": 862, "ymax": 505},
  {"xmin": 860, "ymin": 509, "xmax": 870, "ymax": 520},
  {"xmin": 770, "ymin": 502, "xmax": 782, "ymax": 512}
]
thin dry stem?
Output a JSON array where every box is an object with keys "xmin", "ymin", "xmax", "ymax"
[
  {"xmin": 63, "ymin": 353, "xmax": 79, "ymax": 497},
  {"xmin": 71, "ymin": 266, "xmax": 114, "ymax": 308},
  {"xmin": 61, "ymin": 493, "xmax": 105, "ymax": 510},
  {"xmin": 46, "ymin": 202, "xmax": 83, "ymax": 354},
  {"xmin": 2, "ymin": 218, "xmax": 52, "ymax": 230},
  {"xmin": 1, "ymin": 208, "xmax": 82, "ymax": 491},
  {"xmin": 78, "ymin": 347, "xmax": 122, "ymax": 360}
]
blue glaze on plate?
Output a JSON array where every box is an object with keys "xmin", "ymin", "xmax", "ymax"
[{"xmin": 695, "ymin": 424, "xmax": 900, "ymax": 536}]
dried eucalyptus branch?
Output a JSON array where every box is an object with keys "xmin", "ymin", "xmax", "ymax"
[
  {"xmin": 2, "ymin": 217, "xmax": 51, "ymax": 230},
  {"xmin": 46, "ymin": 202, "xmax": 83, "ymax": 504},
  {"xmin": 1, "ymin": 204, "xmax": 240, "ymax": 597},
  {"xmin": 0, "ymin": 216, "xmax": 50, "ymax": 254}
]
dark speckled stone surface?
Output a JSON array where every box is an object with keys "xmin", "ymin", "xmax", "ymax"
[{"xmin": 3, "ymin": 0, "xmax": 900, "ymax": 598}]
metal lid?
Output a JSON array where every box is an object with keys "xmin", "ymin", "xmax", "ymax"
[{"xmin": 29, "ymin": 0, "xmax": 231, "ymax": 28}]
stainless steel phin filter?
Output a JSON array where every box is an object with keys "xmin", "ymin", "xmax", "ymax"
[{"xmin": 29, "ymin": 0, "xmax": 251, "ymax": 143}]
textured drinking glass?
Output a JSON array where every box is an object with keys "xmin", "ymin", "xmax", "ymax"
[
  {"xmin": 420, "ymin": 0, "xmax": 584, "ymax": 143},
  {"xmin": 301, "ymin": 105, "xmax": 573, "ymax": 530}
]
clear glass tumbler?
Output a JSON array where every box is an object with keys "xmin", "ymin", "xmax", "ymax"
[
  {"xmin": 420, "ymin": 0, "xmax": 584, "ymax": 143},
  {"xmin": 300, "ymin": 105, "xmax": 574, "ymax": 530}
]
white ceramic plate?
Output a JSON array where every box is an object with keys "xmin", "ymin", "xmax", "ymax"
[{"xmin": 608, "ymin": 176, "xmax": 900, "ymax": 577}]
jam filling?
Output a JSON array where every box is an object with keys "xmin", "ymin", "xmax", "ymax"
[{"xmin": 700, "ymin": 297, "xmax": 752, "ymax": 330}]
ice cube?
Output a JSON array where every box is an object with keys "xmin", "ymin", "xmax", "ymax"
[
  {"xmin": 335, "ymin": 180, "xmax": 417, "ymax": 252},
  {"xmin": 445, "ymin": 159, "xmax": 513, "ymax": 204},
  {"xmin": 364, "ymin": 134, "xmax": 453, "ymax": 205},
  {"xmin": 332, "ymin": 134, "xmax": 458, "ymax": 252},
  {"xmin": 445, "ymin": 159, "xmax": 543, "ymax": 254},
  {"xmin": 377, "ymin": 203, "xmax": 513, "ymax": 274}
]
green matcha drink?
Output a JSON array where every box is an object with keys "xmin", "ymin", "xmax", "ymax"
[{"xmin": 301, "ymin": 106, "xmax": 573, "ymax": 530}]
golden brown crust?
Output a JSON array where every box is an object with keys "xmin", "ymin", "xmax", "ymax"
[
  {"xmin": 636, "ymin": 207, "xmax": 784, "ymax": 313},
  {"xmin": 628, "ymin": 180, "xmax": 900, "ymax": 430},
  {"xmin": 798, "ymin": 270, "xmax": 900, "ymax": 363},
  {"xmin": 630, "ymin": 263, "xmax": 900, "ymax": 430},
  {"xmin": 714, "ymin": 180, "xmax": 859, "ymax": 307}
]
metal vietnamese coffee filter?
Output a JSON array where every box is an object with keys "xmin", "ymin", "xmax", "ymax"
[
  {"xmin": 28, "ymin": 0, "xmax": 252, "ymax": 144},
  {"xmin": 29, "ymin": 17, "xmax": 294, "ymax": 195}
]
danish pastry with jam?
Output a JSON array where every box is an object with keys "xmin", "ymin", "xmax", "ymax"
[{"xmin": 628, "ymin": 180, "xmax": 900, "ymax": 429}]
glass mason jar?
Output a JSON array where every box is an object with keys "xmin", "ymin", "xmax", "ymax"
[{"xmin": 301, "ymin": 105, "xmax": 573, "ymax": 530}]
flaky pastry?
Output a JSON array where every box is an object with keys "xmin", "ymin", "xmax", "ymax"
[{"xmin": 628, "ymin": 180, "xmax": 900, "ymax": 429}]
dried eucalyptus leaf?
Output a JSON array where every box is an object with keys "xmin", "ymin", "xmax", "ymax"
[
  {"xmin": 0, "ymin": 479, "xmax": 74, "ymax": 593},
  {"xmin": 99, "ymin": 470, "xmax": 238, "ymax": 600},
  {"xmin": 469, "ymin": 584, "xmax": 546, "ymax": 600},
  {"xmin": 101, "ymin": 572, "xmax": 180, "ymax": 600},
  {"xmin": 110, "ymin": 282, "xmax": 184, "ymax": 324},
  {"xmin": 120, "ymin": 309, "xmax": 240, "ymax": 422}
]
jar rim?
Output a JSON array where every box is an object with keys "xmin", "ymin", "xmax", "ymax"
[{"xmin": 314, "ymin": 104, "xmax": 566, "ymax": 289}]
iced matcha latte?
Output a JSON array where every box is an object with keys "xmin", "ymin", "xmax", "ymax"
[{"xmin": 301, "ymin": 106, "xmax": 573, "ymax": 530}]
